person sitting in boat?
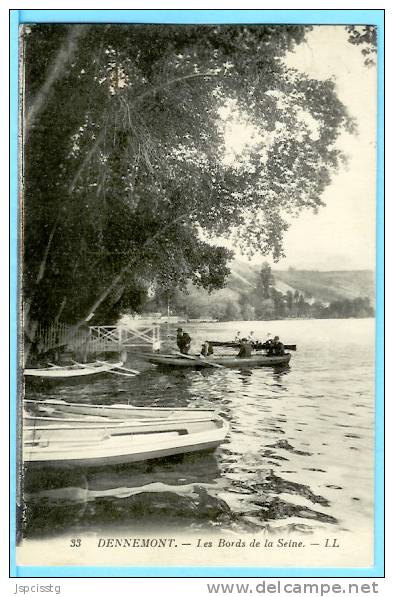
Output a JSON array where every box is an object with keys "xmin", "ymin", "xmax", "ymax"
[
  {"xmin": 234, "ymin": 331, "xmax": 241, "ymax": 343},
  {"xmin": 264, "ymin": 332, "xmax": 273, "ymax": 350},
  {"xmin": 201, "ymin": 341, "xmax": 214, "ymax": 357},
  {"xmin": 179, "ymin": 331, "xmax": 192, "ymax": 354},
  {"xmin": 237, "ymin": 338, "xmax": 252, "ymax": 358},
  {"xmin": 248, "ymin": 331, "xmax": 257, "ymax": 347},
  {"xmin": 267, "ymin": 336, "xmax": 285, "ymax": 356}
]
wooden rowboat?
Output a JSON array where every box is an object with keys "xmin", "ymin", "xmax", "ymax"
[
  {"xmin": 23, "ymin": 414, "xmax": 229, "ymax": 468},
  {"xmin": 24, "ymin": 417, "xmax": 224, "ymax": 442},
  {"xmin": 24, "ymin": 399, "xmax": 219, "ymax": 421},
  {"xmin": 145, "ymin": 353, "xmax": 291, "ymax": 369},
  {"xmin": 24, "ymin": 416, "xmax": 220, "ymax": 435},
  {"xmin": 24, "ymin": 361, "xmax": 124, "ymax": 379}
]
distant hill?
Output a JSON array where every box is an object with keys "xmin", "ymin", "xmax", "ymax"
[
  {"xmin": 230, "ymin": 262, "xmax": 375, "ymax": 303},
  {"xmin": 146, "ymin": 262, "xmax": 375, "ymax": 321},
  {"xmin": 274, "ymin": 269, "xmax": 375, "ymax": 303}
]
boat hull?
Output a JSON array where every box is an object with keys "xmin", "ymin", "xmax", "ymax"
[
  {"xmin": 24, "ymin": 440, "xmax": 224, "ymax": 468},
  {"xmin": 23, "ymin": 399, "xmax": 228, "ymax": 467},
  {"xmin": 23, "ymin": 419, "xmax": 229, "ymax": 468},
  {"xmin": 146, "ymin": 353, "xmax": 291, "ymax": 368}
]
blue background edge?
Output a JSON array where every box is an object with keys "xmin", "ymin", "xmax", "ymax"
[{"xmin": 9, "ymin": 8, "xmax": 384, "ymax": 579}]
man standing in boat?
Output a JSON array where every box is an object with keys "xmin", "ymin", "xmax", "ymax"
[
  {"xmin": 176, "ymin": 328, "xmax": 183, "ymax": 350},
  {"xmin": 177, "ymin": 329, "xmax": 192, "ymax": 354}
]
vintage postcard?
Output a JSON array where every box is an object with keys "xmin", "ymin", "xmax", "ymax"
[{"xmin": 10, "ymin": 9, "xmax": 384, "ymax": 577}]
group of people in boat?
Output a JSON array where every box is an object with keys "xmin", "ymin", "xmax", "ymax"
[
  {"xmin": 176, "ymin": 327, "xmax": 285, "ymax": 358},
  {"xmin": 236, "ymin": 334, "xmax": 285, "ymax": 357},
  {"xmin": 234, "ymin": 331, "xmax": 285, "ymax": 356}
]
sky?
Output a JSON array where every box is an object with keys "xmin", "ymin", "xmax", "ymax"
[{"xmin": 222, "ymin": 26, "xmax": 377, "ymax": 271}]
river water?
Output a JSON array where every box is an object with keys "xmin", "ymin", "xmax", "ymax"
[{"xmin": 23, "ymin": 318, "xmax": 375, "ymax": 544}]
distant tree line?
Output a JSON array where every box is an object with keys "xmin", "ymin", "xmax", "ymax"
[
  {"xmin": 147, "ymin": 262, "xmax": 375, "ymax": 321},
  {"xmin": 238, "ymin": 263, "xmax": 375, "ymax": 320}
]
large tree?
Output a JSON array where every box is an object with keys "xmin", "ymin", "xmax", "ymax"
[{"xmin": 22, "ymin": 24, "xmax": 353, "ymax": 329}]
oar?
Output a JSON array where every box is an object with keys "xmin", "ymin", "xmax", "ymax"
[
  {"xmin": 200, "ymin": 355, "xmax": 225, "ymax": 369},
  {"xmin": 107, "ymin": 370, "xmax": 138, "ymax": 377},
  {"xmin": 96, "ymin": 360, "xmax": 140, "ymax": 375},
  {"xmin": 114, "ymin": 364, "xmax": 140, "ymax": 375},
  {"xmin": 176, "ymin": 352, "xmax": 225, "ymax": 369}
]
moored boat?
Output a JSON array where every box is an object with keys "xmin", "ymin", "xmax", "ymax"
[
  {"xmin": 144, "ymin": 353, "xmax": 291, "ymax": 368},
  {"xmin": 24, "ymin": 360, "xmax": 124, "ymax": 379},
  {"xmin": 24, "ymin": 416, "xmax": 219, "ymax": 435},
  {"xmin": 23, "ymin": 414, "xmax": 229, "ymax": 468},
  {"xmin": 24, "ymin": 399, "xmax": 219, "ymax": 421}
]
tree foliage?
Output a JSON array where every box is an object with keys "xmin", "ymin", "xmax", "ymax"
[
  {"xmin": 346, "ymin": 25, "xmax": 377, "ymax": 66},
  {"xmin": 23, "ymin": 24, "xmax": 354, "ymax": 327}
]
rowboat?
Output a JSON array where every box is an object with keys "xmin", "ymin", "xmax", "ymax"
[
  {"xmin": 24, "ymin": 360, "xmax": 128, "ymax": 380},
  {"xmin": 24, "ymin": 416, "xmax": 219, "ymax": 434},
  {"xmin": 24, "ymin": 399, "xmax": 220, "ymax": 421},
  {"xmin": 144, "ymin": 353, "xmax": 291, "ymax": 368},
  {"xmin": 23, "ymin": 406, "xmax": 229, "ymax": 468}
]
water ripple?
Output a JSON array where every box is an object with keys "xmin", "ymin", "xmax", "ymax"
[{"xmin": 23, "ymin": 319, "xmax": 374, "ymax": 539}]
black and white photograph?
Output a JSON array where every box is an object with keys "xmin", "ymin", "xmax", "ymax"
[{"xmin": 17, "ymin": 19, "xmax": 379, "ymax": 570}]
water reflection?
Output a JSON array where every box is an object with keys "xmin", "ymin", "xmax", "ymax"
[{"xmin": 23, "ymin": 452, "xmax": 226, "ymax": 538}]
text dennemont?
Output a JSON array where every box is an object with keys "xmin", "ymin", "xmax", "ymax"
[{"xmin": 97, "ymin": 537, "xmax": 177, "ymax": 548}]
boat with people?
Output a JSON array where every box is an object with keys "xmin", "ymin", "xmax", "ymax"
[
  {"xmin": 23, "ymin": 399, "xmax": 229, "ymax": 468},
  {"xmin": 144, "ymin": 353, "xmax": 291, "ymax": 368}
]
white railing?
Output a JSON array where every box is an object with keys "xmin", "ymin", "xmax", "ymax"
[
  {"xmin": 89, "ymin": 324, "xmax": 160, "ymax": 350},
  {"xmin": 30, "ymin": 322, "xmax": 162, "ymax": 354}
]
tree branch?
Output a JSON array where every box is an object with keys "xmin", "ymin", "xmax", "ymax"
[
  {"xmin": 129, "ymin": 71, "xmax": 218, "ymax": 106},
  {"xmin": 70, "ymin": 71, "xmax": 218, "ymax": 190},
  {"xmin": 36, "ymin": 212, "xmax": 61, "ymax": 283},
  {"xmin": 72, "ymin": 212, "xmax": 192, "ymax": 329},
  {"xmin": 26, "ymin": 25, "xmax": 89, "ymax": 131}
]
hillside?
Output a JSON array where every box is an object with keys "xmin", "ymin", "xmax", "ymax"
[
  {"xmin": 146, "ymin": 262, "xmax": 375, "ymax": 321},
  {"xmin": 274, "ymin": 269, "xmax": 375, "ymax": 303},
  {"xmin": 230, "ymin": 262, "xmax": 375, "ymax": 303}
]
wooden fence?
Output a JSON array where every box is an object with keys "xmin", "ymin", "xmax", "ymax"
[
  {"xmin": 31, "ymin": 322, "xmax": 162, "ymax": 354},
  {"xmin": 34, "ymin": 323, "xmax": 89, "ymax": 353}
]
